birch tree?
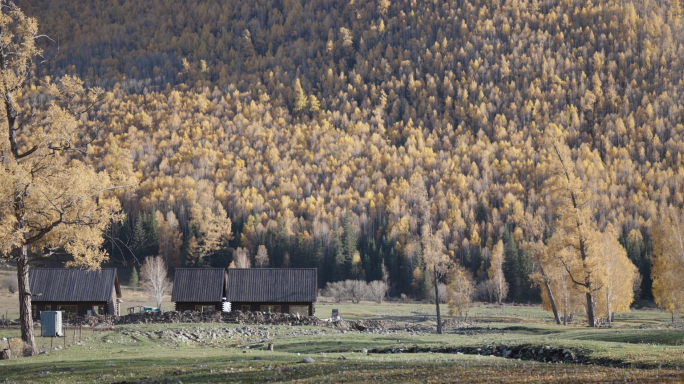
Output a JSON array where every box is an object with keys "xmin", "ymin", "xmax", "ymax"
[
  {"xmin": 230, "ymin": 247, "xmax": 251, "ymax": 268},
  {"xmin": 0, "ymin": 2, "xmax": 135, "ymax": 355},
  {"xmin": 255, "ymin": 245, "xmax": 269, "ymax": 268},
  {"xmin": 140, "ymin": 256, "xmax": 172, "ymax": 308},
  {"xmin": 487, "ymin": 240, "xmax": 508, "ymax": 306}
]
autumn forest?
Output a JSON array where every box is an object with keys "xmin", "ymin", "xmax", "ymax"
[{"xmin": 9, "ymin": 0, "xmax": 684, "ymax": 322}]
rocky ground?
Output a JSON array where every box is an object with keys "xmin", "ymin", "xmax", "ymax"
[{"xmin": 65, "ymin": 311, "xmax": 442, "ymax": 335}]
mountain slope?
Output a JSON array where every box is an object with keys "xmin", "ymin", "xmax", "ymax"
[{"xmin": 16, "ymin": 0, "xmax": 684, "ymax": 300}]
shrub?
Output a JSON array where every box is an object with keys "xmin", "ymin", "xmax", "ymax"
[
  {"xmin": 367, "ymin": 280, "xmax": 388, "ymax": 303},
  {"xmin": 2, "ymin": 275, "xmax": 18, "ymax": 294}
]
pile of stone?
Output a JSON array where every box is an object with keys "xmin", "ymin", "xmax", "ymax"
[
  {"xmin": 76, "ymin": 310, "xmax": 325, "ymax": 327},
  {"xmin": 440, "ymin": 319, "xmax": 471, "ymax": 330},
  {"xmin": 325, "ymin": 319, "xmax": 433, "ymax": 333},
  {"xmin": 68, "ymin": 310, "xmax": 443, "ymax": 335},
  {"xmin": 119, "ymin": 325, "xmax": 272, "ymax": 345}
]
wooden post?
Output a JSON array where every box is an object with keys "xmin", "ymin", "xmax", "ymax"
[
  {"xmin": 73, "ymin": 325, "xmax": 76, "ymax": 345},
  {"xmin": 268, "ymin": 343, "xmax": 274, "ymax": 352}
]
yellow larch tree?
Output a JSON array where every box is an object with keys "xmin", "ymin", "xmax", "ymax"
[
  {"xmin": 544, "ymin": 124, "xmax": 601, "ymax": 327},
  {"xmin": 157, "ymin": 210, "xmax": 182, "ymax": 268},
  {"xmin": 652, "ymin": 205, "xmax": 684, "ymax": 322},
  {"xmin": 0, "ymin": 2, "xmax": 135, "ymax": 355},
  {"xmin": 592, "ymin": 224, "xmax": 638, "ymax": 324},
  {"xmin": 446, "ymin": 264, "xmax": 474, "ymax": 319},
  {"xmin": 516, "ymin": 210, "xmax": 562, "ymax": 324},
  {"xmin": 412, "ymin": 173, "xmax": 451, "ymax": 334},
  {"xmin": 187, "ymin": 203, "xmax": 232, "ymax": 266}
]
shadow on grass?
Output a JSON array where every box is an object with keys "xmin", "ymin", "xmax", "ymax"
[{"xmin": 569, "ymin": 329, "xmax": 684, "ymax": 346}]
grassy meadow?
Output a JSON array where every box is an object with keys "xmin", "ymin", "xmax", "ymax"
[{"xmin": 0, "ymin": 298, "xmax": 684, "ymax": 383}]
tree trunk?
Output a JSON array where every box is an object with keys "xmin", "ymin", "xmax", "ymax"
[
  {"xmin": 673, "ymin": 311, "xmax": 675, "ymax": 324},
  {"xmin": 539, "ymin": 264, "xmax": 561, "ymax": 325},
  {"xmin": 434, "ymin": 267, "xmax": 442, "ymax": 335},
  {"xmin": 17, "ymin": 250, "xmax": 36, "ymax": 356},
  {"xmin": 585, "ymin": 292, "xmax": 596, "ymax": 327}
]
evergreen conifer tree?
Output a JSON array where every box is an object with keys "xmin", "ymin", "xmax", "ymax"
[
  {"xmin": 421, "ymin": 267, "xmax": 432, "ymax": 301},
  {"xmin": 503, "ymin": 230, "xmax": 519, "ymax": 302},
  {"xmin": 332, "ymin": 220, "xmax": 345, "ymax": 281},
  {"xmin": 343, "ymin": 209, "xmax": 357, "ymax": 276},
  {"xmin": 129, "ymin": 266, "xmax": 139, "ymax": 290},
  {"xmin": 132, "ymin": 213, "xmax": 148, "ymax": 257},
  {"xmin": 147, "ymin": 207, "xmax": 160, "ymax": 255}
]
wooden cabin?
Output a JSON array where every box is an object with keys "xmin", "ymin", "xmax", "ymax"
[
  {"xmin": 29, "ymin": 268, "xmax": 122, "ymax": 318},
  {"xmin": 171, "ymin": 268, "xmax": 227, "ymax": 312},
  {"xmin": 226, "ymin": 268, "xmax": 317, "ymax": 316}
]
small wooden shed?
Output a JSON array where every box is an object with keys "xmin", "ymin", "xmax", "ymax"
[
  {"xmin": 226, "ymin": 268, "xmax": 317, "ymax": 316},
  {"xmin": 29, "ymin": 268, "xmax": 122, "ymax": 318},
  {"xmin": 171, "ymin": 268, "xmax": 227, "ymax": 312}
]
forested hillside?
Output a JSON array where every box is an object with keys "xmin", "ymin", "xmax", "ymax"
[{"xmin": 17, "ymin": 0, "xmax": 684, "ymax": 302}]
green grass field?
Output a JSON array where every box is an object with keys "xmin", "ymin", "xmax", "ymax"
[{"xmin": 1, "ymin": 303, "xmax": 684, "ymax": 382}]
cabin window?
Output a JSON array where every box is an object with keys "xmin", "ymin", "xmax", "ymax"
[
  {"xmin": 57, "ymin": 305, "xmax": 78, "ymax": 319},
  {"xmin": 32, "ymin": 305, "xmax": 37, "ymax": 318},
  {"xmin": 260, "ymin": 305, "xmax": 281, "ymax": 314},
  {"xmin": 195, "ymin": 305, "xmax": 215, "ymax": 312},
  {"xmin": 241, "ymin": 305, "xmax": 251, "ymax": 312},
  {"xmin": 92, "ymin": 305, "xmax": 105, "ymax": 315},
  {"xmin": 290, "ymin": 306, "xmax": 308, "ymax": 316},
  {"xmin": 45, "ymin": 305, "xmax": 51, "ymax": 311}
]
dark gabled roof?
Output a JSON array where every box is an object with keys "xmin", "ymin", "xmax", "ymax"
[
  {"xmin": 226, "ymin": 268, "xmax": 317, "ymax": 303},
  {"xmin": 171, "ymin": 268, "xmax": 226, "ymax": 303},
  {"xmin": 29, "ymin": 268, "xmax": 121, "ymax": 302}
]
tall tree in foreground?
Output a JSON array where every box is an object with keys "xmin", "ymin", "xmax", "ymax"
[
  {"xmin": 652, "ymin": 206, "xmax": 684, "ymax": 322},
  {"xmin": 412, "ymin": 174, "xmax": 451, "ymax": 334},
  {"xmin": 544, "ymin": 125, "xmax": 600, "ymax": 327},
  {"xmin": 140, "ymin": 256, "xmax": 172, "ymax": 308},
  {"xmin": 0, "ymin": 1, "xmax": 135, "ymax": 355}
]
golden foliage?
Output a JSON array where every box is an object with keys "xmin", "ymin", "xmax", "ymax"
[
  {"xmin": 187, "ymin": 203, "xmax": 232, "ymax": 265},
  {"xmin": 652, "ymin": 206, "xmax": 684, "ymax": 318},
  {"xmin": 446, "ymin": 264, "xmax": 474, "ymax": 317},
  {"xmin": 592, "ymin": 224, "xmax": 638, "ymax": 320}
]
